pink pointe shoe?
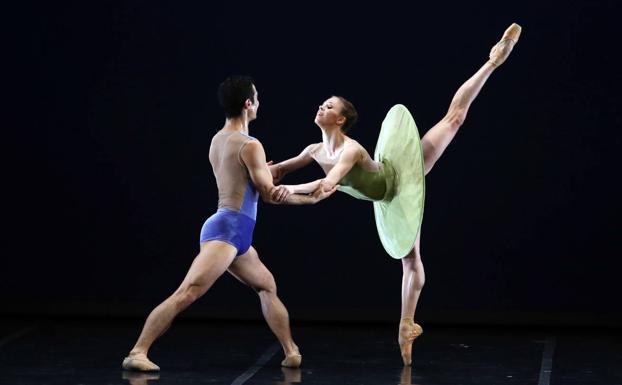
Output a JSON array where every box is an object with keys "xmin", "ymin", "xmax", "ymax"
[
  {"xmin": 398, "ymin": 318, "xmax": 423, "ymax": 366},
  {"xmin": 488, "ymin": 23, "xmax": 522, "ymax": 67}
]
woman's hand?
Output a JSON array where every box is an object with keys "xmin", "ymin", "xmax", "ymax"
[
  {"xmin": 312, "ymin": 184, "xmax": 339, "ymax": 202},
  {"xmin": 318, "ymin": 179, "xmax": 336, "ymax": 192}
]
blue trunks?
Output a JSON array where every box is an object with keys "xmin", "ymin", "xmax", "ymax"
[{"xmin": 199, "ymin": 182, "xmax": 258, "ymax": 256}]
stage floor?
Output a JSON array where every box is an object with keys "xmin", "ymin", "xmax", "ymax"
[{"xmin": 0, "ymin": 317, "xmax": 620, "ymax": 385}]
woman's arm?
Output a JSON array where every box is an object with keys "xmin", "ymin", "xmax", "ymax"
[
  {"xmin": 269, "ymin": 143, "xmax": 318, "ymax": 183},
  {"xmin": 318, "ymin": 144, "xmax": 361, "ymax": 191},
  {"xmin": 242, "ymin": 140, "xmax": 335, "ymax": 205},
  {"xmin": 280, "ymin": 179, "xmax": 322, "ymax": 194},
  {"xmin": 273, "ymin": 144, "xmax": 361, "ymax": 202}
]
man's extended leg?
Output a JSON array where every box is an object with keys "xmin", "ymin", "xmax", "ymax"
[
  {"xmin": 123, "ymin": 241, "xmax": 237, "ymax": 371},
  {"xmin": 228, "ymin": 246, "xmax": 302, "ymax": 368},
  {"xmin": 421, "ymin": 23, "xmax": 521, "ymax": 175}
]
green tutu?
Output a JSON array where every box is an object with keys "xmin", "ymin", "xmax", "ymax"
[
  {"xmin": 337, "ymin": 104, "xmax": 425, "ymax": 259},
  {"xmin": 373, "ymin": 105, "xmax": 425, "ymax": 259}
]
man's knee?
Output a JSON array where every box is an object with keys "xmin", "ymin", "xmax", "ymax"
[
  {"xmin": 173, "ymin": 284, "xmax": 205, "ymax": 310},
  {"xmin": 256, "ymin": 274, "xmax": 277, "ymax": 296}
]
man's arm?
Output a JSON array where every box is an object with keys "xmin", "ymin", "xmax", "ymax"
[{"xmin": 241, "ymin": 140, "xmax": 335, "ymax": 205}]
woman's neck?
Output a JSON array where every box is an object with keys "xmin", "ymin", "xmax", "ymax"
[{"xmin": 320, "ymin": 126, "xmax": 346, "ymax": 156}]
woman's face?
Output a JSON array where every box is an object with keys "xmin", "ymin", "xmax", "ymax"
[{"xmin": 315, "ymin": 96, "xmax": 345, "ymax": 128}]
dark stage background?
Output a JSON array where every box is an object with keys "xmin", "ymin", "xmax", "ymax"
[{"xmin": 6, "ymin": 1, "xmax": 621, "ymax": 326}]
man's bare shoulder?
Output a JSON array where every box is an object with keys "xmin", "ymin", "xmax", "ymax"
[{"xmin": 241, "ymin": 138, "xmax": 264, "ymax": 153}]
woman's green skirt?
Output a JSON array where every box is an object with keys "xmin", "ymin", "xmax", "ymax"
[{"xmin": 373, "ymin": 104, "xmax": 425, "ymax": 259}]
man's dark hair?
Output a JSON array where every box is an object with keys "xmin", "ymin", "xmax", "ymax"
[{"xmin": 218, "ymin": 75, "xmax": 255, "ymax": 118}]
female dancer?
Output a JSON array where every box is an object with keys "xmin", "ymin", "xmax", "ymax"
[{"xmin": 270, "ymin": 24, "xmax": 522, "ymax": 365}]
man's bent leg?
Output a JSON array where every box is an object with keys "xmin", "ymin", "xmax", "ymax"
[
  {"xmin": 123, "ymin": 241, "xmax": 237, "ymax": 371},
  {"xmin": 228, "ymin": 246, "xmax": 301, "ymax": 368}
]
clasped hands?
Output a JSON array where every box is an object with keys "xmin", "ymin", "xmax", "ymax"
[{"xmin": 270, "ymin": 182, "xmax": 338, "ymax": 203}]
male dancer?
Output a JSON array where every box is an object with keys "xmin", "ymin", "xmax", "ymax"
[{"xmin": 122, "ymin": 76, "xmax": 335, "ymax": 371}]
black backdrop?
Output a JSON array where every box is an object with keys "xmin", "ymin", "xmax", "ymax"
[{"xmin": 6, "ymin": 1, "xmax": 621, "ymax": 326}]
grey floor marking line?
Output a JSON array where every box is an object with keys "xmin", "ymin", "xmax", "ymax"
[
  {"xmin": 231, "ymin": 342, "xmax": 281, "ymax": 385},
  {"xmin": 0, "ymin": 326, "xmax": 37, "ymax": 348},
  {"xmin": 538, "ymin": 336, "xmax": 556, "ymax": 385}
]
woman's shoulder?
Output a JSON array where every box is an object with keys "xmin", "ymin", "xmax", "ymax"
[
  {"xmin": 305, "ymin": 142, "xmax": 323, "ymax": 156},
  {"xmin": 344, "ymin": 137, "xmax": 362, "ymax": 147},
  {"xmin": 345, "ymin": 138, "xmax": 374, "ymax": 163},
  {"xmin": 344, "ymin": 138, "xmax": 366, "ymax": 156}
]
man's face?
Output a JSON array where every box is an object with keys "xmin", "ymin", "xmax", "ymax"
[{"xmin": 248, "ymin": 85, "xmax": 259, "ymax": 121}]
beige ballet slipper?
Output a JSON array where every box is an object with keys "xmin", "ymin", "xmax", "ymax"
[{"xmin": 122, "ymin": 353, "xmax": 160, "ymax": 372}]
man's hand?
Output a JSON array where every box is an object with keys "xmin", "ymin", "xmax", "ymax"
[{"xmin": 270, "ymin": 185, "xmax": 293, "ymax": 203}]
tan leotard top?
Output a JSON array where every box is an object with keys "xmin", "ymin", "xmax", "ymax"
[{"xmin": 209, "ymin": 130, "xmax": 259, "ymax": 219}]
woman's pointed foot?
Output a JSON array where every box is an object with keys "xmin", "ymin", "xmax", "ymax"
[
  {"xmin": 488, "ymin": 23, "xmax": 522, "ymax": 67},
  {"xmin": 398, "ymin": 318, "xmax": 423, "ymax": 366}
]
